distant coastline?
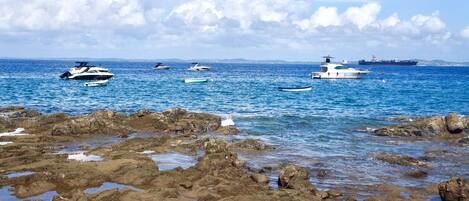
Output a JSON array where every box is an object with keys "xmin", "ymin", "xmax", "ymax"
[{"xmin": 0, "ymin": 57, "xmax": 468, "ymax": 66}]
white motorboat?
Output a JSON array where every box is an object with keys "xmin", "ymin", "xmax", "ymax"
[
  {"xmin": 278, "ymin": 86, "xmax": 312, "ymax": 92},
  {"xmin": 155, "ymin": 63, "xmax": 170, "ymax": 70},
  {"xmin": 184, "ymin": 78, "xmax": 209, "ymax": 83},
  {"xmin": 60, "ymin": 62, "xmax": 114, "ymax": 80},
  {"xmin": 187, "ymin": 63, "xmax": 211, "ymax": 71},
  {"xmin": 312, "ymin": 56, "xmax": 370, "ymax": 79},
  {"xmin": 84, "ymin": 80, "xmax": 109, "ymax": 87}
]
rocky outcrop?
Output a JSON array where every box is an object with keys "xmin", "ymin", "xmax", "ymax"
[
  {"xmin": 438, "ymin": 177, "xmax": 469, "ymax": 201},
  {"xmin": 51, "ymin": 110, "xmax": 128, "ymax": 136},
  {"xmin": 375, "ymin": 113, "xmax": 468, "ymax": 137},
  {"xmin": 230, "ymin": 139, "xmax": 274, "ymax": 151},
  {"xmin": 373, "ymin": 153, "xmax": 427, "ymax": 167},
  {"xmin": 278, "ymin": 164, "xmax": 316, "ymax": 194}
]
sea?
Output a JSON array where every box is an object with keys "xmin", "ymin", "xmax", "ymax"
[{"xmin": 0, "ymin": 59, "xmax": 468, "ymax": 198}]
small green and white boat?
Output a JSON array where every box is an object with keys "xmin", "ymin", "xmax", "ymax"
[{"xmin": 184, "ymin": 78, "xmax": 209, "ymax": 83}]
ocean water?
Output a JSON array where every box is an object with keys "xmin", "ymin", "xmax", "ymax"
[{"xmin": 1, "ymin": 59, "xmax": 468, "ymax": 196}]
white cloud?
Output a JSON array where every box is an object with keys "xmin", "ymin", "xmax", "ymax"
[
  {"xmin": 295, "ymin": 7, "xmax": 342, "ymax": 30},
  {"xmin": 343, "ymin": 2, "xmax": 381, "ymax": 29},
  {"xmin": 460, "ymin": 26, "xmax": 469, "ymax": 38}
]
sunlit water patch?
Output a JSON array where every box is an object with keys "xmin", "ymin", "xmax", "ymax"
[
  {"xmin": 150, "ymin": 152, "xmax": 198, "ymax": 171},
  {"xmin": 84, "ymin": 182, "xmax": 143, "ymax": 194}
]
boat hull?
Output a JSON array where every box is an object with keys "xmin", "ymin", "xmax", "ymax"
[
  {"xmin": 184, "ymin": 78, "xmax": 209, "ymax": 83},
  {"xmin": 278, "ymin": 87, "xmax": 312, "ymax": 92},
  {"xmin": 67, "ymin": 74, "xmax": 114, "ymax": 80},
  {"xmin": 312, "ymin": 72, "xmax": 369, "ymax": 79}
]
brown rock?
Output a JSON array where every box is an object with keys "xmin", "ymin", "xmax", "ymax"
[
  {"xmin": 204, "ymin": 139, "xmax": 228, "ymax": 154},
  {"xmin": 438, "ymin": 177, "xmax": 469, "ymax": 201},
  {"xmin": 216, "ymin": 126, "xmax": 240, "ymax": 135},
  {"xmin": 51, "ymin": 110, "xmax": 128, "ymax": 136},
  {"xmin": 316, "ymin": 169, "xmax": 328, "ymax": 178},
  {"xmin": 374, "ymin": 153, "xmax": 426, "ymax": 167},
  {"xmin": 446, "ymin": 113, "xmax": 465, "ymax": 134},
  {"xmin": 230, "ymin": 139, "xmax": 274, "ymax": 151},
  {"xmin": 375, "ymin": 116, "xmax": 447, "ymax": 137},
  {"xmin": 405, "ymin": 170, "xmax": 428, "ymax": 178},
  {"xmin": 251, "ymin": 173, "xmax": 269, "ymax": 184},
  {"xmin": 278, "ymin": 164, "xmax": 316, "ymax": 194}
]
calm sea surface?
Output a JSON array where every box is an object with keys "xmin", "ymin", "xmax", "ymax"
[{"xmin": 1, "ymin": 59, "xmax": 468, "ymax": 197}]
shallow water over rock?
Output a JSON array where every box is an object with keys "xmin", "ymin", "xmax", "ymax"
[
  {"xmin": 150, "ymin": 152, "xmax": 198, "ymax": 171},
  {"xmin": 5, "ymin": 171, "xmax": 34, "ymax": 179},
  {"xmin": 84, "ymin": 182, "xmax": 143, "ymax": 194}
]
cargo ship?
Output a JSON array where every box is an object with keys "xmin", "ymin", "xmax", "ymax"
[{"xmin": 358, "ymin": 56, "xmax": 418, "ymax": 66}]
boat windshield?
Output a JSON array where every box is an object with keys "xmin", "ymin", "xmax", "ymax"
[{"xmin": 335, "ymin": 66, "xmax": 349, "ymax": 70}]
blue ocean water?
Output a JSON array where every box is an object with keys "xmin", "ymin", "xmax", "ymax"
[{"xmin": 1, "ymin": 59, "xmax": 468, "ymax": 196}]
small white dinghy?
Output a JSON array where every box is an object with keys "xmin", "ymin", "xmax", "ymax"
[
  {"xmin": 278, "ymin": 86, "xmax": 312, "ymax": 92},
  {"xmin": 84, "ymin": 80, "xmax": 109, "ymax": 87},
  {"xmin": 184, "ymin": 78, "xmax": 209, "ymax": 83}
]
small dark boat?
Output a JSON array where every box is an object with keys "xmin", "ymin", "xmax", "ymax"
[{"xmin": 278, "ymin": 86, "xmax": 312, "ymax": 92}]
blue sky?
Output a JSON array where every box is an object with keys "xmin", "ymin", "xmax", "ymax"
[{"xmin": 0, "ymin": 0, "xmax": 469, "ymax": 61}]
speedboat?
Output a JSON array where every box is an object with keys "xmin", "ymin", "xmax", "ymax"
[
  {"xmin": 184, "ymin": 78, "xmax": 209, "ymax": 83},
  {"xmin": 60, "ymin": 62, "xmax": 114, "ymax": 80},
  {"xmin": 312, "ymin": 56, "xmax": 370, "ymax": 79},
  {"xmin": 187, "ymin": 63, "xmax": 211, "ymax": 71},
  {"xmin": 155, "ymin": 63, "xmax": 170, "ymax": 70},
  {"xmin": 84, "ymin": 80, "xmax": 109, "ymax": 87},
  {"xmin": 278, "ymin": 86, "xmax": 312, "ymax": 92}
]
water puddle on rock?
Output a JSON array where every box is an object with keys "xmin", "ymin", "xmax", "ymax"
[
  {"xmin": 84, "ymin": 182, "xmax": 143, "ymax": 194},
  {"xmin": 0, "ymin": 186, "xmax": 57, "ymax": 201},
  {"xmin": 150, "ymin": 152, "xmax": 197, "ymax": 171},
  {"xmin": 67, "ymin": 152, "xmax": 103, "ymax": 162},
  {"xmin": 26, "ymin": 191, "xmax": 58, "ymax": 201},
  {"xmin": 5, "ymin": 171, "xmax": 34, "ymax": 179}
]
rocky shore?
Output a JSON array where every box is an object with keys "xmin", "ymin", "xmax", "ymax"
[{"xmin": 1, "ymin": 106, "xmax": 468, "ymax": 201}]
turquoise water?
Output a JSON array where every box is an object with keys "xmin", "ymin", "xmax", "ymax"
[{"xmin": 1, "ymin": 59, "xmax": 468, "ymax": 197}]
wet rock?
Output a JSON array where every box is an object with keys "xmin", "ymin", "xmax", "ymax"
[
  {"xmin": 458, "ymin": 136, "xmax": 469, "ymax": 145},
  {"xmin": 51, "ymin": 110, "xmax": 129, "ymax": 136},
  {"xmin": 438, "ymin": 177, "xmax": 469, "ymax": 201},
  {"xmin": 405, "ymin": 170, "xmax": 428, "ymax": 178},
  {"xmin": 373, "ymin": 153, "xmax": 426, "ymax": 167},
  {"xmin": 446, "ymin": 113, "xmax": 465, "ymax": 134},
  {"xmin": 375, "ymin": 116, "xmax": 447, "ymax": 137},
  {"xmin": 216, "ymin": 125, "xmax": 240, "ymax": 135},
  {"xmin": 316, "ymin": 169, "xmax": 328, "ymax": 178},
  {"xmin": 230, "ymin": 139, "xmax": 274, "ymax": 151},
  {"xmin": 376, "ymin": 113, "xmax": 468, "ymax": 138},
  {"xmin": 278, "ymin": 164, "xmax": 316, "ymax": 194},
  {"xmin": 204, "ymin": 139, "xmax": 228, "ymax": 154},
  {"xmin": 251, "ymin": 173, "xmax": 269, "ymax": 184}
]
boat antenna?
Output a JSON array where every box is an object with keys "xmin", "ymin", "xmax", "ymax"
[{"xmin": 323, "ymin": 55, "xmax": 334, "ymax": 63}]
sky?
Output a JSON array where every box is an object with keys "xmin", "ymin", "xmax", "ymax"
[{"xmin": 0, "ymin": 0, "xmax": 469, "ymax": 61}]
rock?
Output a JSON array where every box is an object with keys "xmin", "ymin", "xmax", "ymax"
[
  {"xmin": 375, "ymin": 116, "xmax": 447, "ymax": 137},
  {"xmin": 316, "ymin": 169, "xmax": 328, "ymax": 178},
  {"xmin": 405, "ymin": 170, "xmax": 428, "ymax": 178},
  {"xmin": 373, "ymin": 153, "xmax": 426, "ymax": 167},
  {"xmin": 216, "ymin": 126, "xmax": 240, "ymax": 135},
  {"xmin": 204, "ymin": 139, "xmax": 229, "ymax": 154},
  {"xmin": 278, "ymin": 164, "xmax": 316, "ymax": 194},
  {"xmin": 251, "ymin": 173, "xmax": 269, "ymax": 184},
  {"xmin": 230, "ymin": 139, "xmax": 274, "ymax": 151},
  {"xmin": 438, "ymin": 177, "xmax": 469, "ymax": 201},
  {"xmin": 446, "ymin": 113, "xmax": 465, "ymax": 134},
  {"xmin": 458, "ymin": 136, "xmax": 469, "ymax": 145},
  {"xmin": 51, "ymin": 110, "xmax": 129, "ymax": 136}
]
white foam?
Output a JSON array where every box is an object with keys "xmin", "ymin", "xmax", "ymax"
[
  {"xmin": 221, "ymin": 115, "xmax": 235, "ymax": 127},
  {"xmin": 67, "ymin": 152, "xmax": 102, "ymax": 162},
  {"xmin": 0, "ymin": 128, "xmax": 29, "ymax": 137},
  {"xmin": 141, "ymin": 150, "xmax": 155, "ymax": 154},
  {"xmin": 0, "ymin": 141, "xmax": 13, "ymax": 145}
]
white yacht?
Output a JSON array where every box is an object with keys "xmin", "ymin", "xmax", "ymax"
[
  {"xmin": 60, "ymin": 62, "xmax": 114, "ymax": 80},
  {"xmin": 187, "ymin": 62, "xmax": 211, "ymax": 71},
  {"xmin": 155, "ymin": 63, "xmax": 170, "ymax": 70},
  {"xmin": 312, "ymin": 56, "xmax": 370, "ymax": 79}
]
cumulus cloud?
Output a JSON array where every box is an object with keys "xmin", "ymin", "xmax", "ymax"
[
  {"xmin": 0, "ymin": 0, "xmax": 458, "ymax": 58},
  {"xmin": 461, "ymin": 26, "xmax": 469, "ymax": 38}
]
